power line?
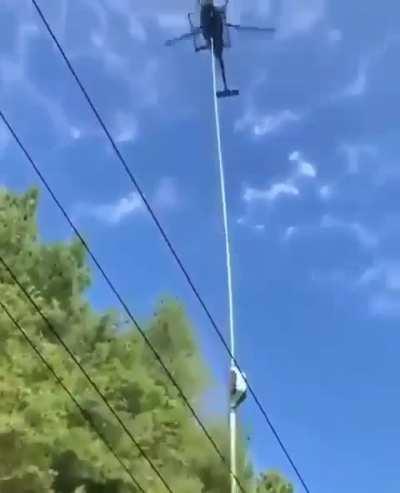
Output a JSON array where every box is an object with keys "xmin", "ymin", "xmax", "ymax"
[
  {"xmin": 30, "ymin": 3, "xmax": 312, "ymax": 490},
  {"xmin": 0, "ymin": 299, "xmax": 146, "ymax": 493},
  {"xmin": 0, "ymin": 110, "xmax": 246, "ymax": 493},
  {"xmin": 0, "ymin": 255, "xmax": 173, "ymax": 493}
]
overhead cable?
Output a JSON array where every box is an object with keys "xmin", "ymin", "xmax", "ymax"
[
  {"xmin": 0, "ymin": 109, "xmax": 247, "ymax": 493},
  {"xmin": 0, "ymin": 299, "xmax": 146, "ymax": 493},
  {"xmin": 30, "ymin": 3, "xmax": 312, "ymax": 490},
  {"xmin": 0, "ymin": 255, "xmax": 174, "ymax": 493}
]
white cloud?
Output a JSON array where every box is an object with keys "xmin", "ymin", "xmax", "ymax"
[
  {"xmin": 369, "ymin": 294, "xmax": 400, "ymax": 318},
  {"xmin": 279, "ymin": 0, "xmax": 326, "ymax": 37},
  {"xmin": 360, "ymin": 262, "xmax": 400, "ymax": 291},
  {"xmin": 284, "ymin": 225, "xmax": 298, "ymax": 241},
  {"xmin": 236, "ymin": 217, "xmax": 266, "ymax": 234},
  {"xmin": 100, "ymin": 1, "xmax": 148, "ymax": 43},
  {"xmin": 0, "ymin": 15, "xmax": 93, "ymax": 147},
  {"xmin": 57, "ymin": 0, "xmax": 69, "ymax": 41},
  {"xmin": 244, "ymin": 183, "xmax": 300, "ymax": 203},
  {"xmin": 235, "ymin": 109, "xmax": 301, "ymax": 137},
  {"xmin": 102, "ymin": 0, "xmax": 136, "ymax": 15},
  {"xmin": 241, "ymin": 149, "xmax": 318, "ymax": 220},
  {"xmin": 299, "ymin": 159, "xmax": 317, "ymax": 178},
  {"xmin": 105, "ymin": 0, "xmax": 189, "ymax": 16},
  {"xmin": 228, "ymin": 0, "xmax": 273, "ymax": 23},
  {"xmin": 351, "ymin": 223, "xmax": 379, "ymax": 249},
  {"xmin": 283, "ymin": 213, "xmax": 377, "ymax": 250},
  {"xmin": 22, "ymin": 81, "xmax": 79, "ymax": 143},
  {"xmin": 342, "ymin": 62, "xmax": 368, "ymax": 98},
  {"xmin": 64, "ymin": 1, "xmax": 160, "ymax": 107},
  {"xmin": 129, "ymin": 17, "xmax": 147, "ymax": 43},
  {"xmin": 254, "ymin": 111, "xmax": 300, "ymax": 136},
  {"xmin": 288, "ymin": 151, "xmax": 300, "ymax": 162},
  {"xmin": 0, "ymin": 22, "xmax": 39, "ymax": 85},
  {"xmin": 102, "ymin": 0, "xmax": 272, "ymax": 23},
  {"xmin": 359, "ymin": 266, "xmax": 381, "ymax": 286},
  {"xmin": 157, "ymin": 13, "xmax": 188, "ymax": 32},
  {"xmin": 311, "ymin": 269, "xmax": 352, "ymax": 286},
  {"xmin": 253, "ymin": 0, "xmax": 272, "ymax": 18},
  {"xmin": 319, "ymin": 184, "xmax": 333, "ymax": 201},
  {"xmin": 83, "ymin": 192, "xmax": 144, "ymax": 225},
  {"xmin": 321, "ymin": 215, "xmax": 378, "ymax": 249},
  {"xmin": 339, "ymin": 143, "xmax": 377, "ymax": 174},
  {"xmin": 76, "ymin": 177, "xmax": 180, "ymax": 226},
  {"xmin": 134, "ymin": 59, "xmax": 160, "ymax": 107},
  {"xmin": 339, "ymin": 35, "xmax": 400, "ymax": 99},
  {"xmin": 254, "ymin": 224, "xmax": 266, "ymax": 232},
  {"xmin": 70, "ymin": 127, "xmax": 83, "ymax": 140},
  {"xmin": 0, "ymin": 59, "xmax": 24, "ymax": 84},
  {"xmin": 0, "ymin": 0, "xmax": 164, "ymax": 155},
  {"xmin": 359, "ymin": 261, "xmax": 400, "ymax": 318},
  {"xmin": 327, "ymin": 29, "xmax": 343, "ymax": 44},
  {"xmin": 113, "ymin": 112, "xmax": 139, "ymax": 144},
  {"xmin": 154, "ymin": 178, "xmax": 179, "ymax": 210},
  {"xmin": 289, "ymin": 150, "xmax": 317, "ymax": 178},
  {"xmin": 310, "ymin": 261, "xmax": 400, "ymax": 312},
  {"xmin": 90, "ymin": 32, "xmax": 106, "ymax": 49}
]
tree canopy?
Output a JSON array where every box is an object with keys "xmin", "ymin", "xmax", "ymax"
[{"xmin": 0, "ymin": 187, "xmax": 294, "ymax": 492}]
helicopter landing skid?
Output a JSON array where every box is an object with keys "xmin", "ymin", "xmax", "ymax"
[
  {"xmin": 216, "ymin": 89, "xmax": 240, "ymax": 99},
  {"xmin": 195, "ymin": 45, "xmax": 210, "ymax": 52},
  {"xmin": 188, "ymin": 13, "xmax": 202, "ymax": 51}
]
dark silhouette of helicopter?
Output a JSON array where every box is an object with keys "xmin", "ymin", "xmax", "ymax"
[{"xmin": 165, "ymin": 0, "xmax": 275, "ymax": 99}]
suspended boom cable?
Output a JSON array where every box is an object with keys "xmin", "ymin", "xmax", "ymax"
[
  {"xmin": 210, "ymin": 43, "xmax": 311, "ymax": 493},
  {"xmin": 210, "ymin": 40, "xmax": 237, "ymax": 493},
  {"xmin": 210, "ymin": 41, "xmax": 236, "ymax": 366},
  {"xmin": 0, "ymin": 300, "xmax": 146, "ymax": 493},
  {"xmin": 0, "ymin": 109, "xmax": 247, "ymax": 493},
  {"xmin": 30, "ymin": 3, "xmax": 312, "ymax": 491}
]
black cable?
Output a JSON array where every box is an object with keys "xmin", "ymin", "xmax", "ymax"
[
  {"xmin": 31, "ymin": 3, "xmax": 312, "ymax": 491},
  {"xmin": 0, "ymin": 256, "xmax": 173, "ymax": 493},
  {"xmin": 0, "ymin": 111, "xmax": 246, "ymax": 493},
  {"xmin": 0, "ymin": 300, "xmax": 146, "ymax": 493}
]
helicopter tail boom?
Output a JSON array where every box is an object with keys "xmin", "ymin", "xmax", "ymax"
[{"xmin": 226, "ymin": 23, "xmax": 276, "ymax": 34}]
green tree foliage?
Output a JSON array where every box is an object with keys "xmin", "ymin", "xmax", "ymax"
[
  {"xmin": 256, "ymin": 472, "xmax": 294, "ymax": 493},
  {"xmin": 0, "ymin": 188, "xmax": 293, "ymax": 492}
]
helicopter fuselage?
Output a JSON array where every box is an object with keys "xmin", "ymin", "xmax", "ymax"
[
  {"xmin": 200, "ymin": 4, "xmax": 224, "ymax": 57},
  {"xmin": 166, "ymin": 0, "xmax": 273, "ymax": 98}
]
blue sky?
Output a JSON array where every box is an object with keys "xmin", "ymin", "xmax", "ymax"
[{"xmin": 1, "ymin": 0, "xmax": 400, "ymax": 491}]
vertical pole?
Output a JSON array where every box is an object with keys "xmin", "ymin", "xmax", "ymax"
[
  {"xmin": 210, "ymin": 41, "xmax": 237, "ymax": 493},
  {"xmin": 229, "ymin": 407, "xmax": 237, "ymax": 493}
]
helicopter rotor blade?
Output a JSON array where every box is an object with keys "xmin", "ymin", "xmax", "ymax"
[
  {"xmin": 165, "ymin": 30, "xmax": 199, "ymax": 47},
  {"xmin": 227, "ymin": 23, "xmax": 276, "ymax": 34}
]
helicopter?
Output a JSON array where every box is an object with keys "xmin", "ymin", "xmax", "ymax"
[{"xmin": 165, "ymin": 0, "xmax": 275, "ymax": 99}]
